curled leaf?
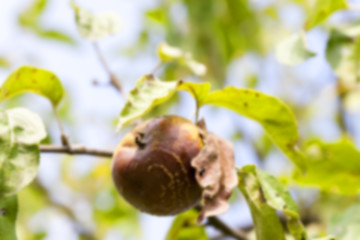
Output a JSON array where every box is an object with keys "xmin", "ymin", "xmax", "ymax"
[{"xmin": 191, "ymin": 130, "xmax": 238, "ymax": 222}]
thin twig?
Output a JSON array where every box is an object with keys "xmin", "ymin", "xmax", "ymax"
[
  {"xmin": 40, "ymin": 144, "xmax": 113, "ymax": 158},
  {"xmin": 195, "ymin": 101, "xmax": 200, "ymax": 123},
  {"xmin": 52, "ymin": 105, "xmax": 70, "ymax": 147},
  {"xmin": 93, "ymin": 43, "xmax": 126, "ymax": 98},
  {"xmin": 207, "ymin": 216, "xmax": 248, "ymax": 240},
  {"xmin": 151, "ymin": 61, "xmax": 163, "ymax": 74}
]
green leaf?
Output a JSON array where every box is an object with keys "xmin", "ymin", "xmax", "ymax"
[
  {"xmin": 239, "ymin": 166, "xmax": 308, "ymax": 240},
  {"xmin": 293, "ymin": 139, "xmax": 360, "ymax": 195},
  {"xmin": 305, "ymin": 0, "xmax": 347, "ymax": 30},
  {"xmin": 178, "ymin": 81, "xmax": 211, "ymax": 106},
  {"xmin": 73, "ymin": 4, "xmax": 122, "ymax": 41},
  {"xmin": 157, "ymin": 43, "xmax": 207, "ymax": 76},
  {"xmin": 0, "ymin": 195, "xmax": 18, "ymax": 240},
  {"xmin": 275, "ymin": 33, "xmax": 315, "ymax": 66},
  {"xmin": 257, "ymin": 169, "xmax": 299, "ymax": 218},
  {"xmin": 116, "ymin": 75, "xmax": 178, "ymax": 130},
  {"xmin": 202, "ymin": 86, "xmax": 305, "ymax": 170},
  {"xmin": 326, "ymin": 29, "xmax": 360, "ymax": 86},
  {"xmin": 0, "ymin": 108, "xmax": 46, "ymax": 197},
  {"xmin": 0, "ymin": 66, "xmax": 65, "ymax": 107},
  {"xmin": 328, "ymin": 204, "xmax": 360, "ymax": 240},
  {"xmin": 238, "ymin": 165, "xmax": 286, "ymax": 240},
  {"xmin": 165, "ymin": 209, "xmax": 208, "ymax": 240}
]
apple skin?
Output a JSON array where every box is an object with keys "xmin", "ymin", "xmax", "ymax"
[{"xmin": 112, "ymin": 116, "xmax": 203, "ymax": 215}]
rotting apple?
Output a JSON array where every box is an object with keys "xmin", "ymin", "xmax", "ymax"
[{"xmin": 112, "ymin": 115, "xmax": 203, "ymax": 215}]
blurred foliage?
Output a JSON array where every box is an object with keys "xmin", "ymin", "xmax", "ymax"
[
  {"xmin": 18, "ymin": 0, "xmax": 74, "ymax": 44},
  {"xmin": 61, "ymin": 159, "xmax": 140, "ymax": 239},
  {"xmin": 0, "ymin": 195, "xmax": 18, "ymax": 240},
  {"xmin": 142, "ymin": 0, "xmax": 264, "ymax": 85},
  {"xmin": 157, "ymin": 42, "xmax": 206, "ymax": 76},
  {"xmin": 275, "ymin": 33, "xmax": 315, "ymax": 65},
  {"xmin": 328, "ymin": 204, "xmax": 360, "ymax": 240},
  {"xmin": 72, "ymin": 4, "xmax": 122, "ymax": 41},
  {"xmin": 303, "ymin": 0, "xmax": 347, "ymax": 30},
  {"xmin": 306, "ymin": 193, "xmax": 358, "ymax": 233},
  {"xmin": 17, "ymin": 182, "xmax": 54, "ymax": 240},
  {"xmin": 293, "ymin": 139, "xmax": 360, "ymax": 195},
  {"xmin": 326, "ymin": 29, "xmax": 360, "ymax": 88}
]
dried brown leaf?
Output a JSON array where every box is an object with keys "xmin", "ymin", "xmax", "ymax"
[{"xmin": 191, "ymin": 132, "xmax": 238, "ymax": 222}]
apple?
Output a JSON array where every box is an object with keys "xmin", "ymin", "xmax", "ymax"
[{"xmin": 112, "ymin": 116, "xmax": 203, "ymax": 215}]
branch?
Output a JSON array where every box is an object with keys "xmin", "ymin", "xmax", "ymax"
[
  {"xmin": 40, "ymin": 144, "xmax": 113, "ymax": 158},
  {"xmin": 93, "ymin": 43, "xmax": 126, "ymax": 98},
  {"xmin": 207, "ymin": 216, "xmax": 248, "ymax": 240}
]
